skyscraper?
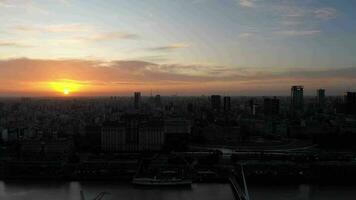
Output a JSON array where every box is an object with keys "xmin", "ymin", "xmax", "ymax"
[
  {"xmin": 316, "ymin": 89, "xmax": 325, "ymax": 108},
  {"xmin": 134, "ymin": 92, "xmax": 141, "ymax": 109},
  {"xmin": 154, "ymin": 94, "xmax": 161, "ymax": 108},
  {"xmin": 211, "ymin": 95, "xmax": 221, "ymax": 111},
  {"xmin": 344, "ymin": 92, "xmax": 356, "ymax": 114},
  {"xmin": 291, "ymin": 86, "xmax": 304, "ymax": 113},
  {"xmin": 223, "ymin": 96, "xmax": 231, "ymax": 111}
]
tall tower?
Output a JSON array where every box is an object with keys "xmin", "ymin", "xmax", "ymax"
[
  {"xmin": 134, "ymin": 92, "xmax": 141, "ymax": 109},
  {"xmin": 291, "ymin": 86, "xmax": 304, "ymax": 113},
  {"xmin": 154, "ymin": 94, "xmax": 161, "ymax": 108},
  {"xmin": 344, "ymin": 92, "xmax": 356, "ymax": 114},
  {"xmin": 316, "ymin": 89, "xmax": 325, "ymax": 108},
  {"xmin": 211, "ymin": 95, "xmax": 221, "ymax": 111},
  {"xmin": 223, "ymin": 96, "xmax": 231, "ymax": 111}
]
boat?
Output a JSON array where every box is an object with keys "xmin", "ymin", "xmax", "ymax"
[{"xmin": 132, "ymin": 177, "xmax": 192, "ymax": 186}]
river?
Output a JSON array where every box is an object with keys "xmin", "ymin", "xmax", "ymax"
[{"xmin": 0, "ymin": 181, "xmax": 355, "ymax": 200}]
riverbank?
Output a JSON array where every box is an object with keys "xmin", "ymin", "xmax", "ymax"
[{"xmin": 0, "ymin": 181, "xmax": 355, "ymax": 200}]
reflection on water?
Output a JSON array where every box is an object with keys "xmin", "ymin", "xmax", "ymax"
[
  {"xmin": 250, "ymin": 184, "xmax": 356, "ymax": 200},
  {"xmin": 0, "ymin": 181, "xmax": 233, "ymax": 200},
  {"xmin": 0, "ymin": 181, "xmax": 355, "ymax": 200}
]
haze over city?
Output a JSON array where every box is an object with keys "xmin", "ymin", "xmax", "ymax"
[
  {"xmin": 0, "ymin": 0, "xmax": 355, "ymax": 96},
  {"xmin": 2, "ymin": 1, "xmax": 356, "ymax": 200}
]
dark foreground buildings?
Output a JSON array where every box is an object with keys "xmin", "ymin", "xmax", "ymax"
[
  {"xmin": 264, "ymin": 97, "xmax": 279, "ymax": 116},
  {"xmin": 0, "ymin": 87, "xmax": 356, "ymax": 185}
]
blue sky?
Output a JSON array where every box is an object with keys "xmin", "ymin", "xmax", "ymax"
[{"xmin": 0, "ymin": 0, "xmax": 355, "ymax": 95}]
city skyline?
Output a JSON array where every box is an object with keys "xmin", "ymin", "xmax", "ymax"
[{"xmin": 0, "ymin": 0, "xmax": 356, "ymax": 96}]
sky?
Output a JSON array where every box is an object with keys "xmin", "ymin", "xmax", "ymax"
[{"xmin": 0, "ymin": 0, "xmax": 355, "ymax": 96}]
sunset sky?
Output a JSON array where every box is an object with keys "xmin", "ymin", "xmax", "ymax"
[{"xmin": 0, "ymin": 0, "xmax": 355, "ymax": 96}]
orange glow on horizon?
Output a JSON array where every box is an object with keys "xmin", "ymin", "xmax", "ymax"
[{"xmin": 49, "ymin": 80, "xmax": 82, "ymax": 96}]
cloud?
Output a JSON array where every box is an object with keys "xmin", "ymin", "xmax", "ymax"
[
  {"xmin": 0, "ymin": 58, "xmax": 355, "ymax": 95},
  {"xmin": 0, "ymin": 40, "xmax": 33, "ymax": 48},
  {"xmin": 239, "ymin": 0, "xmax": 256, "ymax": 8},
  {"xmin": 12, "ymin": 24, "xmax": 137, "ymax": 43},
  {"xmin": 76, "ymin": 32, "xmax": 139, "ymax": 42},
  {"xmin": 274, "ymin": 30, "xmax": 320, "ymax": 36},
  {"xmin": 13, "ymin": 24, "xmax": 91, "ymax": 33},
  {"xmin": 272, "ymin": 4, "xmax": 308, "ymax": 18},
  {"xmin": 146, "ymin": 43, "xmax": 190, "ymax": 51},
  {"xmin": 45, "ymin": 24, "xmax": 91, "ymax": 33},
  {"xmin": 57, "ymin": 0, "xmax": 70, "ymax": 6},
  {"xmin": 238, "ymin": 32, "xmax": 254, "ymax": 39},
  {"xmin": 314, "ymin": 7, "xmax": 337, "ymax": 20},
  {"xmin": 0, "ymin": 0, "xmax": 15, "ymax": 8}
]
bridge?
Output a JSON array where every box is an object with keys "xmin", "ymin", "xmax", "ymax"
[{"xmin": 229, "ymin": 165, "xmax": 250, "ymax": 200}]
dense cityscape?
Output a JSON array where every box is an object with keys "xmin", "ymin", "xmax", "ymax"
[
  {"xmin": 1, "ymin": 0, "xmax": 356, "ymax": 199},
  {"xmin": 1, "ymin": 86, "xmax": 355, "ymax": 190}
]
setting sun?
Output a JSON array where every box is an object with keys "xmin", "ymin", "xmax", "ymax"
[
  {"xmin": 63, "ymin": 89, "xmax": 70, "ymax": 95},
  {"xmin": 48, "ymin": 80, "xmax": 82, "ymax": 96}
]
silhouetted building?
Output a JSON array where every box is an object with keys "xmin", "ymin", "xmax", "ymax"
[
  {"xmin": 154, "ymin": 94, "xmax": 161, "ymax": 108},
  {"xmin": 316, "ymin": 89, "xmax": 325, "ymax": 110},
  {"xmin": 139, "ymin": 120, "xmax": 165, "ymax": 151},
  {"xmin": 101, "ymin": 115, "xmax": 165, "ymax": 152},
  {"xmin": 164, "ymin": 118, "xmax": 191, "ymax": 151},
  {"xmin": 248, "ymin": 99, "xmax": 257, "ymax": 115},
  {"xmin": 134, "ymin": 92, "xmax": 141, "ymax": 109},
  {"xmin": 187, "ymin": 103, "xmax": 194, "ymax": 113},
  {"xmin": 84, "ymin": 125, "xmax": 101, "ymax": 151},
  {"xmin": 223, "ymin": 96, "xmax": 231, "ymax": 111},
  {"xmin": 101, "ymin": 122, "xmax": 126, "ymax": 152},
  {"xmin": 316, "ymin": 89, "xmax": 325, "ymax": 106},
  {"xmin": 211, "ymin": 95, "xmax": 221, "ymax": 111},
  {"xmin": 21, "ymin": 139, "xmax": 74, "ymax": 155},
  {"xmin": 264, "ymin": 97, "xmax": 279, "ymax": 116},
  {"xmin": 344, "ymin": 92, "xmax": 356, "ymax": 114},
  {"xmin": 291, "ymin": 86, "xmax": 304, "ymax": 113}
]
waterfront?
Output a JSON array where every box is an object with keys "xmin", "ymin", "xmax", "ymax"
[{"xmin": 0, "ymin": 181, "xmax": 355, "ymax": 200}]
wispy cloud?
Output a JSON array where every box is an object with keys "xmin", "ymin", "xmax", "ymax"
[
  {"xmin": 13, "ymin": 24, "xmax": 91, "ymax": 33},
  {"xmin": 238, "ymin": 32, "xmax": 254, "ymax": 39},
  {"xmin": 0, "ymin": 0, "xmax": 15, "ymax": 8},
  {"xmin": 0, "ymin": 40, "xmax": 33, "ymax": 48},
  {"xmin": 44, "ymin": 24, "xmax": 91, "ymax": 33},
  {"xmin": 274, "ymin": 30, "xmax": 321, "ymax": 36},
  {"xmin": 147, "ymin": 43, "xmax": 190, "ymax": 51},
  {"xmin": 57, "ymin": 0, "xmax": 70, "ymax": 6},
  {"xmin": 12, "ymin": 25, "xmax": 138, "ymax": 44},
  {"xmin": 239, "ymin": 0, "xmax": 256, "ymax": 8},
  {"xmin": 314, "ymin": 7, "xmax": 337, "ymax": 20},
  {"xmin": 76, "ymin": 32, "xmax": 139, "ymax": 42}
]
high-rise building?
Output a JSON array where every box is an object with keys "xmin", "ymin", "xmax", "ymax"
[
  {"xmin": 291, "ymin": 86, "xmax": 304, "ymax": 112},
  {"xmin": 264, "ymin": 97, "xmax": 279, "ymax": 116},
  {"xmin": 101, "ymin": 115, "xmax": 165, "ymax": 152},
  {"xmin": 223, "ymin": 96, "xmax": 231, "ymax": 111},
  {"xmin": 101, "ymin": 122, "xmax": 126, "ymax": 152},
  {"xmin": 248, "ymin": 99, "xmax": 258, "ymax": 115},
  {"xmin": 344, "ymin": 92, "xmax": 356, "ymax": 114},
  {"xmin": 154, "ymin": 94, "xmax": 161, "ymax": 108},
  {"xmin": 211, "ymin": 95, "xmax": 221, "ymax": 111},
  {"xmin": 134, "ymin": 92, "xmax": 141, "ymax": 109},
  {"xmin": 316, "ymin": 89, "xmax": 325, "ymax": 108},
  {"xmin": 164, "ymin": 118, "xmax": 191, "ymax": 151}
]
